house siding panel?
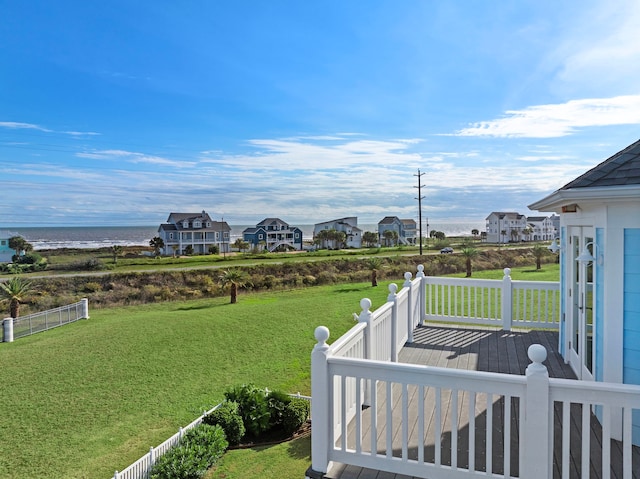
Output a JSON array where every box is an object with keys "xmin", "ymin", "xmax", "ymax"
[{"xmin": 623, "ymin": 228, "xmax": 640, "ymax": 443}]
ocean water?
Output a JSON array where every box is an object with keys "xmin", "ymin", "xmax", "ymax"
[{"xmin": 6, "ymin": 222, "xmax": 486, "ymax": 250}]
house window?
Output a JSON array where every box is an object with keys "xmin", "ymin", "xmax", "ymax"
[
  {"xmin": 193, "ymin": 220, "xmax": 201, "ymax": 228},
  {"xmin": 295, "ymin": 233, "xmax": 299, "ymax": 238},
  {"xmin": 169, "ymin": 233, "xmax": 174, "ymax": 240},
  {"xmin": 259, "ymin": 234, "xmax": 264, "ymax": 239}
]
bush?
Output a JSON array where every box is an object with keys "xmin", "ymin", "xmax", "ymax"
[
  {"xmin": 224, "ymin": 384, "xmax": 270, "ymax": 438},
  {"xmin": 149, "ymin": 423, "xmax": 228, "ymax": 479},
  {"xmin": 203, "ymin": 401, "xmax": 245, "ymax": 446},
  {"xmin": 282, "ymin": 397, "xmax": 310, "ymax": 435},
  {"xmin": 266, "ymin": 389, "xmax": 291, "ymax": 429}
]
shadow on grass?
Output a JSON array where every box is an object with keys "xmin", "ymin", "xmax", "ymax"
[
  {"xmin": 287, "ymin": 434, "xmax": 311, "ymax": 460},
  {"xmin": 335, "ymin": 285, "xmax": 373, "ymax": 293},
  {"xmin": 175, "ymin": 303, "xmax": 227, "ymax": 311}
]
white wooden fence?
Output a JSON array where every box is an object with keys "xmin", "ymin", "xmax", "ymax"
[
  {"xmin": 2, "ymin": 299, "xmax": 89, "ymax": 342},
  {"xmin": 114, "ymin": 393, "xmax": 311, "ymax": 479},
  {"xmin": 424, "ymin": 267, "xmax": 560, "ymax": 330},
  {"xmin": 307, "ymin": 266, "xmax": 639, "ymax": 479},
  {"xmin": 113, "ymin": 405, "xmax": 220, "ymax": 479}
]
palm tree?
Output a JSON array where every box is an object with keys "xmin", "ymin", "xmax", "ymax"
[
  {"xmin": 365, "ymin": 257, "xmax": 383, "ymax": 287},
  {"xmin": 110, "ymin": 245, "xmax": 123, "ymax": 264},
  {"xmin": 218, "ymin": 269, "xmax": 251, "ymax": 304},
  {"xmin": 149, "ymin": 237, "xmax": 164, "ymax": 257},
  {"xmin": 461, "ymin": 247, "xmax": 479, "ymax": 278},
  {"xmin": 532, "ymin": 244, "xmax": 548, "ymax": 270},
  {"xmin": 362, "ymin": 231, "xmax": 378, "ymax": 247},
  {"xmin": 0, "ymin": 276, "xmax": 32, "ymax": 318}
]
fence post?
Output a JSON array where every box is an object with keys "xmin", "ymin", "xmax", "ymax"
[
  {"xmin": 403, "ymin": 272, "xmax": 413, "ymax": 343},
  {"xmin": 416, "ymin": 265, "xmax": 426, "ymax": 326},
  {"xmin": 149, "ymin": 446, "xmax": 155, "ymax": 468},
  {"xmin": 308, "ymin": 326, "xmax": 331, "ymax": 478},
  {"xmin": 3, "ymin": 318, "xmax": 13, "ymax": 343},
  {"xmin": 501, "ymin": 268, "xmax": 512, "ymax": 331},
  {"xmin": 357, "ymin": 298, "xmax": 373, "ymax": 406},
  {"xmin": 522, "ymin": 344, "xmax": 551, "ymax": 479},
  {"xmin": 81, "ymin": 298, "xmax": 89, "ymax": 319},
  {"xmin": 388, "ymin": 283, "xmax": 398, "ymax": 362}
]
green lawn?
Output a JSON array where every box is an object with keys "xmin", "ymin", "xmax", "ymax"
[{"xmin": 0, "ymin": 282, "xmax": 392, "ymax": 479}]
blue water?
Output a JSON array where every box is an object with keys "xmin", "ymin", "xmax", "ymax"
[{"xmin": 6, "ymin": 222, "xmax": 485, "ymax": 250}]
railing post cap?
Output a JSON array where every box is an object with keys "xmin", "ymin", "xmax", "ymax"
[
  {"xmin": 416, "ymin": 264, "xmax": 425, "ymax": 274},
  {"xmin": 314, "ymin": 326, "xmax": 330, "ymax": 345},
  {"xmin": 388, "ymin": 283, "xmax": 398, "ymax": 294},
  {"xmin": 527, "ymin": 343, "xmax": 547, "ymax": 363},
  {"xmin": 360, "ymin": 297, "xmax": 372, "ymax": 311},
  {"xmin": 404, "ymin": 271, "xmax": 412, "ymax": 281},
  {"xmin": 503, "ymin": 267, "xmax": 511, "ymax": 277}
]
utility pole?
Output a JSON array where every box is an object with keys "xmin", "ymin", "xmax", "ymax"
[{"xmin": 414, "ymin": 169, "xmax": 425, "ymax": 255}]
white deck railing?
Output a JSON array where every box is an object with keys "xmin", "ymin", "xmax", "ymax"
[
  {"xmin": 307, "ymin": 266, "xmax": 639, "ymax": 479},
  {"xmin": 424, "ymin": 268, "xmax": 560, "ymax": 330},
  {"xmin": 2, "ymin": 299, "xmax": 89, "ymax": 342}
]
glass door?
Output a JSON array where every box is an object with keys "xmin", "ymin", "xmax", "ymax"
[{"xmin": 567, "ymin": 226, "xmax": 595, "ymax": 380}]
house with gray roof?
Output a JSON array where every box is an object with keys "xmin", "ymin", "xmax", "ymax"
[
  {"xmin": 529, "ymin": 138, "xmax": 640, "ymax": 443},
  {"xmin": 158, "ymin": 210, "xmax": 231, "ymax": 255},
  {"xmin": 243, "ymin": 218, "xmax": 303, "ymax": 252}
]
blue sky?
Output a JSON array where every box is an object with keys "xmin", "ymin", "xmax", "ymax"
[{"xmin": 2, "ymin": 1, "xmax": 640, "ymax": 227}]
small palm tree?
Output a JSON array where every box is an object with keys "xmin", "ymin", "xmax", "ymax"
[
  {"xmin": 0, "ymin": 277, "xmax": 32, "ymax": 318},
  {"xmin": 218, "ymin": 269, "xmax": 252, "ymax": 304},
  {"xmin": 532, "ymin": 244, "xmax": 548, "ymax": 270},
  {"xmin": 461, "ymin": 247, "xmax": 479, "ymax": 277},
  {"xmin": 149, "ymin": 237, "xmax": 165, "ymax": 257},
  {"xmin": 110, "ymin": 245, "xmax": 123, "ymax": 264},
  {"xmin": 365, "ymin": 257, "xmax": 383, "ymax": 287}
]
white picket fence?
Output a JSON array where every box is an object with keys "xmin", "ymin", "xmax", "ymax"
[
  {"xmin": 113, "ymin": 405, "xmax": 221, "ymax": 479},
  {"xmin": 2, "ymin": 299, "xmax": 89, "ymax": 342},
  {"xmin": 114, "ymin": 393, "xmax": 311, "ymax": 479},
  {"xmin": 307, "ymin": 266, "xmax": 639, "ymax": 479}
]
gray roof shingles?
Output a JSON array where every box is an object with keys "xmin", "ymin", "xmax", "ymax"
[{"xmin": 561, "ymin": 139, "xmax": 640, "ymax": 189}]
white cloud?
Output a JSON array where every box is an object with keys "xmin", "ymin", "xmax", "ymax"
[
  {"xmin": 76, "ymin": 149, "xmax": 196, "ymax": 167},
  {"xmin": 455, "ymin": 95, "xmax": 640, "ymax": 138},
  {"xmin": 0, "ymin": 121, "xmax": 52, "ymax": 132}
]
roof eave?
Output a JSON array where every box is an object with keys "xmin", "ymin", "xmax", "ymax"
[{"xmin": 529, "ymin": 185, "xmax": 640, "ymax": 212}]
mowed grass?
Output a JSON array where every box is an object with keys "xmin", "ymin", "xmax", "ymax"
[{"xmin": 0, "ymin": 281, "xmax": 393, "ymax": 479}]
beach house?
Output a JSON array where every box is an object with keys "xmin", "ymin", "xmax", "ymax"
[
  {"xmin": 157, "ymin": 211, "xmax": 231, "ymax": 255},
  {"xmin": 0, "ymin": 232, "xmax": 15, "ymax": 263},
  {"xmin": 243, "ymin": 218, "xmax": 303, "ymax": 252},
  {"xmin": 377, "ymin": 216, "xmax": 415, "ymax": 246},
  {"xmin": 313, "ymin": 217, "xmax": 362, "ymax": 249}
]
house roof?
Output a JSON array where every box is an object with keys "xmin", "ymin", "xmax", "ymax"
[
  {"xmin": 378, "ymin": 216, "xmax": 400, "ymax": 225},
  {"xmin": 529, "ymin": 139, "xmax": 640, "ymax": 211},
  {"xmin": 486, "ymin": 212, "xmax": 526, "ymax": 220},
  {"xmin": 560, "ymin": 139, "xmax": 640, "ymax": 189}
]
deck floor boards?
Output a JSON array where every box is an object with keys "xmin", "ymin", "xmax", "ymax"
[{"xmin": 324, "ymin": 324, "xmax": 640, "ymax": 479}]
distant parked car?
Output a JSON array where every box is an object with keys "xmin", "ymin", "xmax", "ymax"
[{"xmin": 440, "ymin": 247, "xmax": 454, "ymax": 254}]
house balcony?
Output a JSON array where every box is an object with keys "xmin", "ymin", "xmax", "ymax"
[{"xmin": 307, "ymin": 268, "xmax": 640, "ymax": 479}]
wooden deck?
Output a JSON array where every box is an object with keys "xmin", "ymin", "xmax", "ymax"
[{"xmin": 325, "ymin": 324, "xmax": 640, "ymax": 479}]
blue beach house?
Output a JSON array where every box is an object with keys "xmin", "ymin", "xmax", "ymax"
[
  {"xmin": 529, "ymin": 139, "xmax": 640, "ymax": 444},
  {"xmin": 0, "ymin": 232, "xmax": 16, "ymax": 263}
]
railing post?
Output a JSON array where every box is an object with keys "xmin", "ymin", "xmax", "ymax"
[
  {"xmin": 308, "ymin": 326, "xmax": 331, "ymax": 478},
  {"xmin": 357, "ymin": 298, "xmax": 373, "ymax": 406},
  {"xmin": 522, "ymin": 344, "xmax": 551, "ymax": 479},
  {"xmin": 81, "ymin": 298, "xmax": 89, "ymax": 319},
  {"xmin": 501, "ymin": 268, "xmax": 512, "ymax": 331},
  {"xmin": 403, "ymin": 272, "xmax": 413, "ymax": 343},
  {"xmin": 416, "ymin": 265, "xmax": 426, "ymax": 326},
  {"xmin": 3, "ymin": 318, "xmax": 13, "ymax": 343},
  {"xmin": 388, "ymin": 284, "xmax": 398, "ymax": 362},
  {"xmin": 149, "ymin": 446, "xmax": 155, "ymax": 468}
]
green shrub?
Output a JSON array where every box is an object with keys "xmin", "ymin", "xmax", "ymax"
[
  {"xmin": 149, "ymin": 423, "xmax": 228, "ymax": 479},
  {"xmin": 282, "ymin": 398, "xmax": 310, "ymax": 435},
  {"xmin": 203, "ymin": 401, "xmax": 245, "ymax": 446},
  {"xmin": 224, "ymin": 384, "xmax": 270, "ymax": 438},
  {"xmin": 266, "ymin": 389, "xmax": 291, "ymax": 429}
]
